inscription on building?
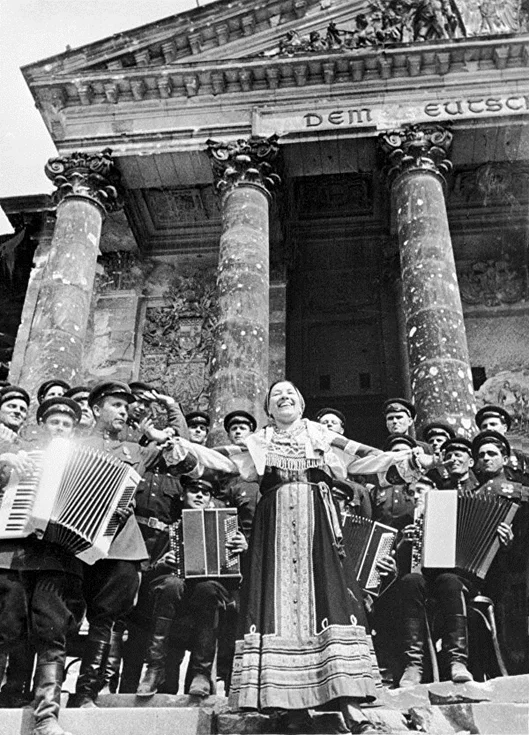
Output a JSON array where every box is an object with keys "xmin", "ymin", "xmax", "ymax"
[{"xmin": 254, "ymin": 94, "xmax": 529, "ymax": 136}]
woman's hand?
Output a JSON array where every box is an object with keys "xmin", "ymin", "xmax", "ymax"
[
  {"xmin": 411, "ymin": 447, "xmax": 435, "ymax": 470},
  {"xmin": 226, "ymin": 530, "xmax": 248, "ymax": 555}
]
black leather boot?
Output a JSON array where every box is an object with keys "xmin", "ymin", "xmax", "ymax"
[
  {"xmin": 398, "ymin": 616, "xmax": 425, "ymax": 688},
  {"xmin": 32, "ymin": 661, "xmax": 72, "ymax": 735},
  {"xmin": 68, "ymin": 638, "xmax": 110, "ymax": 708},
  {"xmin": 136, "ymin": 617, "xmax": 172, "ymax": 697},
  {"xmin": 119, "ymin": 623, "xmax": 149, "ymax": 693},
  {"xmin": 444, "ymin": 614, "xmax": 473, "ymax": 683},
  {"xmin": 100, "ymin": 627, "xmax": 123, "ymax": 694},
  {"xmin": 188, "ymin": 624, "xmax": 217, "ymax": 697},
  {"xmin": 0, "ymin": 641, "xmax": 35, "ymax": 707}
]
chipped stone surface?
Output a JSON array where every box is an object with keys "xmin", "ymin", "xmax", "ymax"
[
  {"xmin": 408, "ymin": 705, "xmax": 457, "ymax": 733},
  {"xmin": 16, "ymin": 197, "xmax": 102, "ymax": 398},
  {"xmin": 209, "ymin": 185, "xmax": 270, "ymax": 442},
  {"xmin": 393, "ymin": 170, "xmax": 475, "ymax": 436}
]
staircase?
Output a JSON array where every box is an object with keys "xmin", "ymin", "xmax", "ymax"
[{"xmin": 3, "ymin": 674, "xmax": 529, "ymax": 734}]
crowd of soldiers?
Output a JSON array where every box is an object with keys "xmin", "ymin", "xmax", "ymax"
[{"xmin": 0, "ymin": 378, "xmax": 527, "ymax": 735}]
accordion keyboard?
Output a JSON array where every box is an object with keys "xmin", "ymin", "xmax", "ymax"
[
  {"xmin": 0, "ymin": 453, "xmax": 43, "ymax": 537},
  {"xmin": 365, "ymin": 531, "xmax": 394, "ymax": 590}
]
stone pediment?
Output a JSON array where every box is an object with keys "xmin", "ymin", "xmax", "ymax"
[{"xmin": 22, "ymin": 0, "xmax": 526, "ymax": 85}]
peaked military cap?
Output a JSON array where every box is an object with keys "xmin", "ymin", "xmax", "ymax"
[
  {"xmin": 475, "ymin": 405, "xmax": 512, "ymax": 431},
  {"xmin": 37, "ymin": 379, "xmax": 71, "ymax": 404},
  {"xmin": 64, "ymin": 385, "xmax": 92, "ymax": 401},
  {"xmin": 384, "ymin": 434, "xmax": 417, "ymax": 451},
  {"xmin": 224, "ymin": 410, "xmax": 257, "ymax": 433},
  {"xmin": 180, "ymin": 474, "xmax": 219, "ymax": 495},
  {"xmin": 185, "ymin": 411, "xmax": 210, "ymax": 428},
  {"xmin": 37, "ymin": 397, "xmax": 82, "ymax": 424},
  {"xmin": 442, "ymin": 437, "xmax": 473, "ymax": 456},
  {"xmin": 472, "ymin": 430, "xmax": 511, "ymax": 459},
  {"xmin": 88, "ymin": 381, "xmax": 135, "ymax": 408},
  {"xmin": 422, "ymin": 421, "xmax": 456, "ymax": 442},
  {"xmin": 315, "ymin": 407, "xmax": 346, "ymax": 427},
  {"xmin": 383, "ymin": 398, "xmax": 416, "ymax": 419},
  {"xmin": 0, "ymin": 385, "xmax": 30, "ymax": 408},
  {"xmin": 129, "ymin": 381, "xmax": 154, "ymax": 396}
]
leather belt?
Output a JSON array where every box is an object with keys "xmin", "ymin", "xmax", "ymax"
[{"xmin": 136, "ymin": 516, "xmax": 170, "ymax": 532}]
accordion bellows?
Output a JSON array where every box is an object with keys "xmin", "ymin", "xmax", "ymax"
[
  {"xmin": 0, "ymin": 438, "xmax": 141, "ymax": 564},
  {"xmin": 412, "ymin": 488, "xmax": 518, "ymax": 579}
]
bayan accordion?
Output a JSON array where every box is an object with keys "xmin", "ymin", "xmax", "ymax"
[
  {"xmin": 411, "ymin": 488, "xmax": 518, "ymax": 580},
  {"xmin": 169, "ymin": 507, "xmax": 241, "ymax": 579},
  {"xmin": 341, "ymin": 515, "xmax": 398, "ymax": 596},
  {"xmin": 0, "ymin": 438, "xmax": 141, "ymax": 565}
]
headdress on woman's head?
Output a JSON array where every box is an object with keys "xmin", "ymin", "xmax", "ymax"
[{"xmin": 264, "ymin": 380, "xmax": 305, "ymax": 418}]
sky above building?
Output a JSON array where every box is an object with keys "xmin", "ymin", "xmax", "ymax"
[{"xmin": 0, "ymin": 0, "xmax": 217, "ymax": 205}]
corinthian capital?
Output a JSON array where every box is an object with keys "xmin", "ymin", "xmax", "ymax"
[
  {"xmin": 45, "ymin": 148, "xmax": 123, "ymax": 213},
  {"xmin": 206, "ymin": 135, "xmax": 281, "ymax": 195},
  {"xmin": 379, "ymin": 124, "xmax": 453, "ymax": 187}
]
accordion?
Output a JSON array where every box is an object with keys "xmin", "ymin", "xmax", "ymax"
[
  {"xmin": 0, "ymin": 438, "xmax": 141, "ymax": 565},
  {"xmin": 411, "ymin": 488, "xmax": 518, "ymax": 580},
  {"xmin": 169, "ymin": 507, "xmax": 241, "ymax": 579},
  {"xmin": 342, "ymin": 515, "xmax": 398, "ymax": 596}
]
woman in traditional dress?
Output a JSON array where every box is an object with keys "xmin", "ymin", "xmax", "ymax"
[{"xmin": 168, "ymin": 380, "xmax": 433, "ymax": 733}]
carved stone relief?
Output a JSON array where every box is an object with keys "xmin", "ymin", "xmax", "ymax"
[
  {"xmin": 139, "ymin": 267, "xmax": 217, "ymax": 412},
  {"xmin": 475, "ymin": 370, "xmax": 529, "ymax": 434},
  {"xmin": 143, "ymin": 186, "xmax": 220, "ymax": 227},
  {"xmin": 459, "ymin": 258, "xmax": 528, "ymax": 306},
  {"xmin": 450, "ymin": 163, "xmax": 529, "ymax": 208}
]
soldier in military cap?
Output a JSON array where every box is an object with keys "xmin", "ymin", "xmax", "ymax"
[
  {"xmin": 36, "ymin": 379, "xmax": 70, "ymax": 405},
  {"xmin": 137, "ymin": 475, "xmax": 247, "ymax": 698},
  {"xmin": 422, "ymin": 422, "xmax": 455, "ymax": 453},
  {"xmin": 122, "ymin": 381, "xmax": 189, "ymax": 445},
  {"xmin": 0, "ymin": 393, "xmax": 83, "ymax": 733},
  {"xmin": 0, "ymin": 385, "xmax": 30, "ymax": 442},
  {"xmin": 68, "ymin": 381, "xmax": 162, "ymax": 708},
  {"xmin": 64, "ymin": 385, "xmax": 94, "ymax": 435},
  {"xmin": 36, "ymin": 397, "xmax": 82, "ymax": 440},
  {"xmin": 185, "ymin": 411, "xmax": 210, "ymax": 446},
  {"xmin": 441, "ymin": 437, "xmax": 479, "ymax": 492},
  {"xmin": 315, "ymin": 407, "xmax": 346, "ymax": 435},
  {"xmin": 475, "ymin": 405, "xmax": 529, "ymax": 486},
  {"xmin": 384, "ymin": 398, "xmax": 431, "ymax": 453}
]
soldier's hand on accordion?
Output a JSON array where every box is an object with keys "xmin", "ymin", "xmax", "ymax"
[
  {"xmin": 114, "ymin": 501, "xmax": 135, "ymax": 528},
  {"xmin": 376, "ymin": 551, "xmax": 397, "ymax": 578},
  {"xmin": 0, "ymin": 450, "xmax": 35, "ymax": 479},
  {"xmin": 496, "ymin": 521, "xmax": 514, "ymax": 547},
  {"xmin": 225, "ymin": 529, "xmax": 248, "ymax": 555}
]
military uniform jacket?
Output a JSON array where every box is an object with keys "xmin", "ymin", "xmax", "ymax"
[{"xmin": 80, "ymin": 433, "xmax": 160, "ymax": 562}]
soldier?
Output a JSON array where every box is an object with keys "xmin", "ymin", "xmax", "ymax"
[
  {"xmin": 0, "ymin": 395, "xmax": 84, "ymax": 735},
  {"xmin": 315, "ymin": 407, "xmax": 372, "ymax": 518},
  {"xmin": 384, "ymin": 398, "xmax": 430, "ymax": 452},
  {"xmin": 64, "ymin": 385, "xmax": 95, "ymax": 435},
  {"xmin": 216, "ymin": 411, "xmax": 260, "ymax": 539},
  {"xmin": 422, "ymin": 422, "xmax": 456, "ymax": 488},
  {"xmin": 121, "ymin": 381, "xmax": 189, "ymax": 445},
  {"xmin": 185, "ymin": 411, "xmax": 210, "ymax": 446},
  {"xmin": 0, "ymin": 385, "xmax": 30, "ymax": 442},
  {"xmin": 440, "ymin": 437, "xmax": 479, "ymax": 492},
  {"xmin": 136, "ymin": 476, "xmax": 247, "ymax": 698},
  {"xmin": 475, "ymin": 406, "xmax": 529, "ymax": 486},
  {"xmin": 68, "ymin": 382, "xmax": 160, "ymax": 708},
  {"xmin": 36, "ymin": 380, "xmax": 70, "ymax": 405},
  {"xmin": 397, "ymin": 432, "xmax": 515, "ymax": 688}
]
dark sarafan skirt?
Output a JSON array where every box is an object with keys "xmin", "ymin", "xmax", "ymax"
[{"xmin": 229, "ymin": 481, "xmax": 380, "ymax": 711}]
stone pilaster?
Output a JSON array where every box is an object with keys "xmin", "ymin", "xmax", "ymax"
[
  {"xmin": 207, "ymin": 136, "xmax": 280, "ymax": 442},
  {"xmin": 380, "ymin": 124, "xmax": 475, "ymax": 436},
  {"xmin": 15, "ymin": 149, "xmax": 122, "ymax": 399}
]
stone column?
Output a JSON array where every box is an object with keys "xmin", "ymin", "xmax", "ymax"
[
  {"xmin": 206, "ymin": 136, "xmax": 280, "ymax": 442},
  {"xmin": 380, "ymin": 125, "xmax": 475, "ymax": 436},
  {"xmin": 15, "ymin": 149, "xmax": 122, "ymax": 398}
]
